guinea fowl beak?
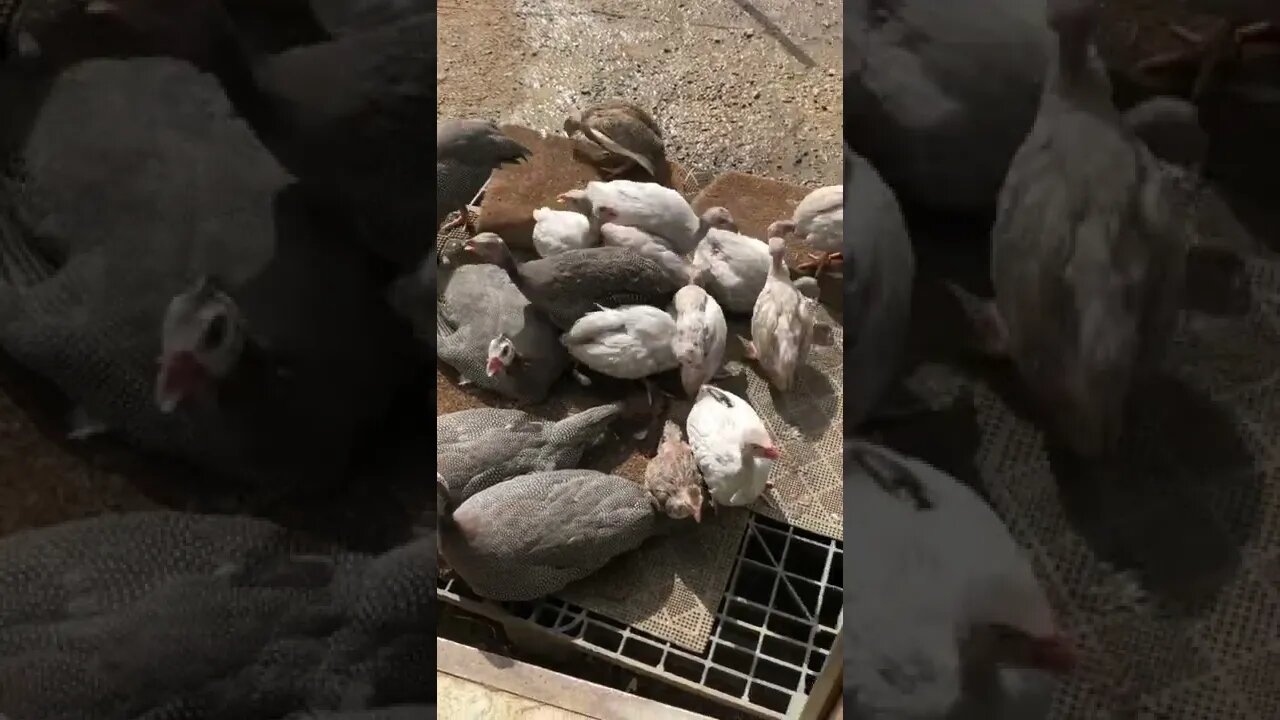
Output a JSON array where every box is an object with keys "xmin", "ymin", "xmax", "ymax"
[
  {"xmin": 155, "ymin": 350, "xmax": 208, "ymax": 414},
  {"xmin": 1029, "ymin": 634, "xmax": 1078, "ymax": 674},
  {"xmin": 485, "ymin": 357, "xmax": 505, "ymax": 377},
  {"xmin": 759, "ymin": 444, "xmax": 781, "ymax": 460},
  {"xmin": 690, "ymin": 502, "xmax": 703, "ymax": 523}
]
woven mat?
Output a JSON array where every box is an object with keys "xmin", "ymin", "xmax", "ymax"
[{"xmin": 874, "ymin": 254, "xmax": 1280, "ymax": 718}]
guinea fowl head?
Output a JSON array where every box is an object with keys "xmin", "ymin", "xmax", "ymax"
[
  {"xmin": 461, "ymin": 232, "xmax": 514, "ymax": 267},
  {"xmin": 700, "ymin": 206, "xmax": 737, "ymax": 232},
  {"xmin": 766, "ymin": 219, "xmax": 795, "ymax": 239},
  {"xmin": 965, "ymin": 569, "xmax": 1077, "ymax": 675},
  {"xmin": 743, "ymin": 426, "xmax": 780, "ymax": 460},
  {"xmin": 556, "ymin": 189, "xmax": 592, "ymax": 214},
  {"xmin": 155, "ymin": 276, "xmax": 245, "ymax": 414},
  {"xmin": 485, "ymin": 334, "xmax": 517, "ymax": 377}
]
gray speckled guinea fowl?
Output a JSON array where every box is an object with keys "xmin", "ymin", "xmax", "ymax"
[
  {"xmin": 437, "ymin": 469, "xmax": 658, "ymax": 601},
  {"xmin": 0, "ymin": 58, "xmax": 418, "ymax": 495},
  {"xmin": 0, "ymin": 511, "xmax": 433, "ymax": 720},
  {"xmin": 432, "ymin": 235, "xmax": 568, "ymax": 402},
  {"xmin": 437, "ymin": 119, "xmax": 531, "ymax": 233},
  {"xmin": 437, "ymin": 402, "xmax": 623, "ymax": 504},
  {"xmin": 462, "ymin": 232, "xmax": 686, "ymax": 331},
  {"xmin": 17, "ymin": 1, "xmax": 437, "ymax": 268}
]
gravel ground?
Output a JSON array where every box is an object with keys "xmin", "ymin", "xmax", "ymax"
[{"xmin": 437, "ymin": 0, "xmax": 843, "ymax": 187}]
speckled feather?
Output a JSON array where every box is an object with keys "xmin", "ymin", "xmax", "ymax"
[
  {"xmin": 439, "ymin": 469, "xmax": 657, "ymax": 602},
  {"xmin": 0, "ymin": 511, "xmax": 433, "ymax": 720},
  {"xmin": 436, "ymin": 403, "xmax": 622, "ymax": 504},
  {"xmin": 513, "ymin": 246, "xmax": 685, "ymax": 331}
]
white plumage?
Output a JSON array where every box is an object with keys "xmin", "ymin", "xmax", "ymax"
[
  {"xmin": 531, "ymin": 206, "xmax": 599, "ymax": 257},
  {"xmin": 750, "ymin": 237, "xmax": 815, "ymax": 391},
  {"xmin": 690, "ymin": 228, "xmax": 773, "ymax": 314},
  {"xmin": 670, "ymin": 285, "xmax": 727, "ymax": 398},
  {"xmin": 561, "ymin": 305, "xmax": 678, "ymax": 379},
  {"xmin": 584, "ymin": 179, "xmax": 702, "ymax": 253},
  {"xmin": 686, "ymin": 385, "xmax": 778, "ymax": 507}
]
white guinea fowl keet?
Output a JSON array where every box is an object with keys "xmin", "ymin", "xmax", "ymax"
[
  {"xmin": 599, "ymin": 223, "xmax": 697, "ymax": 283},
  {"xmin": 690, "ymin": 226, "xmax": 775, "ymax": 315},
  {"xmin": 531, "ymin": 189, "xmax": 599, "ymax": 257},
  {"xmin": 978, "ymin": 0, "xmax": 1186, "ymax": 458},
  {"xmin": 561, "ymin": 305, "xmax": 679, "ymax": 406},
  {"xmin": 670, "ymin": 284, "xmax": 727, "ymax": 398},
  {"xmin": 768, "ymin": 184, "xmax": 843, "ymax": 278},
  {"xmin": 645, "ymin": 420, "xmax": 705, "ymax": 522},
  {"xmin": 583, "ymin": 180, "xmax": 715, "ymax": 255},
  {"xmin": 844, "ymin": 147, "xmax": 916, "ymax": 429},
  {"xmin": 747, "ymin": 237, "xmax": 816, "ymax": 392},
  {"xmin": 844, "ymin": 441, "xmax": 1076, "ymax": 717},
  {"xmin": 687, "ymin": 385, "xmax": 778, "ymax": 507}
]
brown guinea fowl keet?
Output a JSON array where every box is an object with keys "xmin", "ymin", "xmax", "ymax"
[
  {"xmin": 645, "ymin": 420, "xmax": 705, "ymax": 522},
  {"xmin": 437, "ymin": 469, "xmax": 658, "ymax": 602},
  {"xmin": 564, "ymin": 99, "xmax": 666, "ymax": 180}
]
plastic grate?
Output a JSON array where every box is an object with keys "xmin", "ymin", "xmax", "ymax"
[{"xmin": 438, "ymin": 512, "xmax": 844, "ymax": 719}]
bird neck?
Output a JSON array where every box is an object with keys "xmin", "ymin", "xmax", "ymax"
[{"xmin": 204, "ymin": 19, "xmax": 286, "ymax": 154}]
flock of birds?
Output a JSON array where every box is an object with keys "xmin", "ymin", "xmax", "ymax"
[
  {"xmin": 435, "ymin": 102, "xmax": 844, "ymax": 602},
  {"xmin": 840, "ymin": 0, "xmax": 1264, "ymax": 716}
]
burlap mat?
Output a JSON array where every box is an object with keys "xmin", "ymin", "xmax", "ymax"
[
  {"xmin": 691, "ymin": 173, "xmax": 845, "ymax": 540},
  {"xmin": 874, "ymin": 253, "xmax": 1280, "ymax": 717}
]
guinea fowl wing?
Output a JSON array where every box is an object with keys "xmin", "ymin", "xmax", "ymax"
[
  {"xmin": 0, "ymin": 511, "xmax": 433, "ymax": 719},
  {"xmin": 519, "ymin": 247, "xmax": 683, "ymax": 330}
]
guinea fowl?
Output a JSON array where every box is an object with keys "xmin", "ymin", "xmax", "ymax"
[
  {"xmin": 436, "ymin": 402, "xmax": 623, "ymax": 504},
  {"xmin": 0, "ymin": 58, "xmax": 417, "ymax": 495},
  {"xmin": 0, "ymin": 511, "xmax": 433, "ymax": 719},
  {"xmin": 437, "ymin": 469, "xmax": 658, "ymax": 602},
  {"xmin": 690, "ymin": 226, "xmax": 775, "ymax": 315},
  {"xmin": 564, "ymin": 99, "xmax": 666, "ymax": 179},
  {"xmin": 434, "ymin": 235, "xmax": 567, "ymax": 403},
  {"xmin": 748, "ymin": 237, "xmax": 816, "ymax": 392},
  {"xmin": 973, "ymin": 0, "xmax": 1186, "ymax": 458},
  {"xmin": 531, "ymin": 189, "xmax": 600, "ymax": 257},
  {"xmin": 844, "ymin": 147, "xmax": 916, "ymax": 429},
  {"xmin": 561, "ymin": 304, "xmax": 680, "ymax": 385},
  {"xmin": 438, "ymin": 119, "xmax": 531, "ymax": 234},
  {"xmin": 599, "ymin": 222, "xmax": 698, "ymax": 282},
  {"xmin": 462, "ymin": 232, "xmax": 686, "ymax": 331},
  {"xmin": 768, "ymin": 184, "xmax": 843, "ymax": 278},
  {"xmin": 583, "ymin": 180, "xmax": 724, "ymax": 255},
  {"xmin": 62, "ymin": 1, "xmax": 440, "ymax": 268},
  {"xmin": 645, "ymin": 420, "xmax": 705, "ymax": 522},
  {"xmin": 843, "ymin": 441, "xmax": 1075, "ymax": 718},
  {"xmin": 670, "ymin": 284, "xmax": 727, "ymax": 398},
  {"xmin": 687, "ymin": 385, "xmax": 778, "ymax": 508}
]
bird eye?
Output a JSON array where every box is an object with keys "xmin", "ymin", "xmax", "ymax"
[{"xmin": 202, "ymin": 313, "xmax": 228, "ymax": 350}]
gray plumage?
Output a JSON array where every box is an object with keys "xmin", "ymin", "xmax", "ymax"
[
  {"xmin": 436, "ymin": 119, "xmax": 531, "ymax": 229},
  {"xmin": 437, "ymin": 402, "xmax": 623, "ymax": 504},
  {"xmin": 0, "ymin": 511, "xmax": 433, "ymax": 720},
  {"xmin": 309, "ymin": 0, "xmax": 431, "ymax": 36},
  {"xmin": 466, "ymin": 233, "xmax": 685, "ymax": 331},
  {"xmin": 844, "ymin": 147, "xmax": 915, "ymax": 429},
  {"xmin": 434, "ymin": 238, "xmax": 568, "ymax": 402},
  {"xmin": 438, "ymin": 469, "xmax": 657, "ymax": 601},
  {"xmin": 0, "ymin": 58, "xmax": 417, "ymax": 493}
]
